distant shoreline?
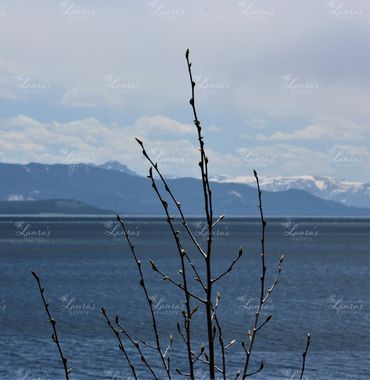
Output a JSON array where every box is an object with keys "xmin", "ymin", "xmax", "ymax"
[{"xmin": 1, "ymin": 214, "xmax": 369, "ymax": 220}]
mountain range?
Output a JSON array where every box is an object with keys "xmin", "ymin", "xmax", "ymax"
[
  {"xmin": 212, "ymin": 175, "xmax": 370, "ymax": 209},
  {"xmin": 95, "ymin": 161, "xmax": 138, "ymax": 176},
  {"xmin": 0, "ymin": 162, "xmax": 369, "ymax": 216}
]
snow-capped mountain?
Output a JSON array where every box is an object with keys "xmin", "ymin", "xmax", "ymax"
[
  {"xmin": 1, "ymin": 163, "xmax": 369, "ymax": 216},
  {"xmin": 211, "ymin": 175, "xmax": 370, "ymax": 209},
  {"xmin": 96, "ymin": 161, "xmax": 138, "ymax": 176}
]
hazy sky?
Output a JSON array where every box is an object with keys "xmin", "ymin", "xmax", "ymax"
[{"xmin": 0, "ymin": 0, "xmax": 369, "ymax": 181}]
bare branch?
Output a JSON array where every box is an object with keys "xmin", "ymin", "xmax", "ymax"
[
  {"xmin": 186, "ymin": 48, "xmax": 216, "ymax": 380},
  {"xmin": 31, "ymin": 271, "xmax": 71, "ymax": 380},
  {"xmin": 136, "ymin": 137, "xmax": 208, "ymax": 295},
  {"xmin": 241, "ymin": 170, "xmax": 283, "ymax": 379},
  {"xmin": 212, "ymin": 247, "xmax": 243, "ymax": 283},
  {"xmin": 135, "ymin": 137, "xmax": 207, "ymax": 260},
  {"xmin": 150, "ymin": 259, "xmax": 206, "ymax": 304},
  {"xmin": 177, "ymin": 322, "xmax": 187, "ymax": 344},
  {"xmin": 213, "ymin": 311, "xmax": 226, "ymax": 379},
  {"xmin": 117, "ymin": 214, "xmax": 172, "ymax": 379},
  {"xmin": 190, "ymin": 352, "xmax": 224, "ymax": 374},
  {"xmin": 175, "ymin": 368, "xmax": 191, "ymax": 378},
  {"xmin": 225, "ymin": 340, "xmax": 237, "ymax": 350},
  {"xmin": 300, "ymin": 333, "xmax": 311, "ymax": 380},
  {"xmin": 246, "ymin": 362, "xmax": 264, "ymax": 377},
  {"xmin": 140, "ymin": 340, "xmax": 157, "ymax": 351},
  {"xmin": 101, "ymin": 308, "xmax": 138, "ymax": 380},
  {"xmin": 115, "ymin": 316, "xmax": 159, "ymax": 379},
  {"xmin": 255, "ymin": 315, "xmax": 272, "ymax": 333},
  {"xmin": 191, "ymin": 345, "xmax": 205, "ymax": 364},
  {"xmin": 212, "ymin": 215, "xmax": 224, "ymax": 228},
  {"xmin": 147, "ymin": 167, "xmax": 197, "ymax": 379},
  {"xmin": 163, "ymin": 335, "xmax": 174, "ymax": 358}
]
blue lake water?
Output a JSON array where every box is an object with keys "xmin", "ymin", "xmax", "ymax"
[{"xmin": 0, "ymin": 216, "xmax": 369, "ymax": 379}]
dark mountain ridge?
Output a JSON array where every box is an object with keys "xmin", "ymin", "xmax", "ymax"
[{"xmin": 0, "ymin": 162, "xmax": 369, "ymax": 216}]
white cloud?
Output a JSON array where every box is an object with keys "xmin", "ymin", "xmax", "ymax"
[
  {"xmin": 1, "ymin": 113, "xmax": 369, "ymax": 181},
  {"xmin": 1, "ymin": 1, "xmax": 370, "ymax": 119},
  {"xmin": 256, "ymin": 118, "xmax": 369, "ymax": 141},
  {"xmin": 133, "ymin": 115, "xmax": 195, "ymax": 137},
  {"xmin": 0, "ymin": 114, "xmax": 207, "ymax": 176},
  {"xmin": 1, "ymin": 1, "xmax": 370, "ymax": 182},
  {"xmin": 235, "ymin": 143, "xmax": 370, "ymax": 179}
]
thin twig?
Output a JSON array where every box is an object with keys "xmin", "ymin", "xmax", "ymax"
[
  {"xmin": 140, "ymin": 340, "xmax": 157, "ymax": 351},
  {"xmin": 212, "ymin": 215, "xmax": 224, "ymax": 228},
  {"xmin": 255, "ymin": 314, "xmax": 272, "ymax": 333},
  {"xmin": 246, "ymin": 362, "xmax": 264, "ymax": 377},
  {"xmin": 189, "ymin": 353, "xmax": 224, "ymax": 374},
  {"xmin": 31, "ymin": 271, "xmax": 71, "ymax": 380},
  {"xmin": 147, "ymin": 167, "xmax": 195, "ymax": 379},
  {"xmin": 163, "ymin": 335, "xmax": 174, "ymax": 358},
  {"xmin": 150, "ymin": 259, "xmax": 206, "ymax": 304},
  {"xmin": 175, "ymin": 368, "xmax": 191, "ymax": 378},
  {"xmin": 177, "ymin": 322, "xmax": 187, "ymax": 344},
  {"xmin": 135, "ymin": 138, "xmax": 207, "ymax": 260},
  {"xmin": 117, "ymin": 214, "xmax": 172, "ymax": 379},
  {"xmin": 191, "ymin": 345, "xmax": 205, "ymax": 364},
  {"xmin": 300, "ymin": 333, "xmax": 311, "ymax": 379},
  {"xmin": 212, "ymin": 247, "xmax": 243, "ymax": 283},
  {"xmin": 263, "ymin": 254, "xmax": 284, "ymax": 304},
  {"xmin": 101, "ymin": 308, "xmax": 138, "ymax": 380},
  {"xmin": 212, "ymin": 293, "xmax": 227, "ymax": 380},
  {"xmin": 241, "ymin": 170, "xmax": 284, "ymax": 379},
  {"xmin": 115, "ymin": 316, "xmax": 159, "ymax": 380},
  {"xmin": 185, "ymin": 48, "xmax": 216, "ymax": 380},
  {"xmin": 135, "ymin": 139, "xmax": 207, "ymax": 293}
]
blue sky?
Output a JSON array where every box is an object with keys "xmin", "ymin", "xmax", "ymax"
[{"xmin": 0, "ymin": 0, "xmax": 369, "ymax": 181}]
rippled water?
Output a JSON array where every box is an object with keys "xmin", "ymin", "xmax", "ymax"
[{"xmin": 0, "ymin": 216, "xmax": 369, "ymax": 379}]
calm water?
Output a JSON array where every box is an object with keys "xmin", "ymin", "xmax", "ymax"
[{"xmin": 0, "ymin": 216, "xmax": 369, "ymax": 379}]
